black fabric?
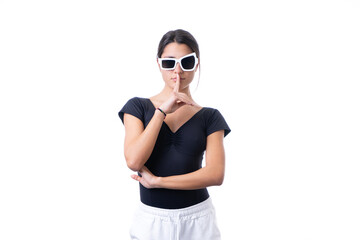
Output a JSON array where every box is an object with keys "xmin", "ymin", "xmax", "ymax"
[{"xmin": 119, "ymin": 97, "xmax": 231, "ymax": 209}]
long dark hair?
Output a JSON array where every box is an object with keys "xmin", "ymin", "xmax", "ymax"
[{"xmin": 157, "ymin": 29, "xmax": 201, "ymax": 86}]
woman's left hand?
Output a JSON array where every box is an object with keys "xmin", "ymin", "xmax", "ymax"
[{"xmin": 131, "ymin": 166, "xmax": 160, "ymax": 189}]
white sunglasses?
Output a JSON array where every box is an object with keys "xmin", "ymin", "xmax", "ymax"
[{"xmin": 158, "ymin": 52, "xmax": 198, "ymax": 71}]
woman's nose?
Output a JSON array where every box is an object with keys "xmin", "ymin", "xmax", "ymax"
[{"xmin": 174, "ymin": 62, "xmax": 183, "ymax": 73}]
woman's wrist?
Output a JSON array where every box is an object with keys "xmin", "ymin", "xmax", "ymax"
[
  {"xmin": 153, "ymin": 176, "xmax": 163, "ymax": 188},
  {"xmin": 154, "ymin": 108, "xmax": 166, "ymax": 120},
  {"xmin": 156, "ymin": 107, "xmax": 167, "ymax": 119}
]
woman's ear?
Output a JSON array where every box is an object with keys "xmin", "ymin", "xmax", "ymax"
[
  {"xmin": 156, "ymin": 59, "xmax": 162, "ymax": 71},
  {"xmin": 195, "ymin": 63, "xmax": 199, "ymax": 72},
  {"xmin": 195, "ymin": 58, "xmax": 200, "ymax": 72}
]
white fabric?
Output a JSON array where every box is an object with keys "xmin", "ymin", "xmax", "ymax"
[{"xmin": 129, "ymin": 197, "xmax": 221, "ymax": 240}]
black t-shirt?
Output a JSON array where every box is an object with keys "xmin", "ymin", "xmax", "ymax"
[{"xmin": 119, "ymin": 97, "xmax": 231, "ymax": 209}]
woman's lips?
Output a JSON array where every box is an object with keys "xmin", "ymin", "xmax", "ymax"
[{"xmin": 171, "ymin": 78, "xmax": 185, "ymax": 81}]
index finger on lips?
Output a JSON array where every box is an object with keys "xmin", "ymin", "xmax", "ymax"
[{"xmin": 173, "ymin": 73, "xmax": 180, "ymax": 92}]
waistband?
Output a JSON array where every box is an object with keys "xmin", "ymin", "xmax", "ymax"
[{"xmin": 137, "ymin": 197, "xmax": 214, "ymax": 221}]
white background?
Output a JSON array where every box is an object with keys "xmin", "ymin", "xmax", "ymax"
[{"xmin": 1, "ymin": 0, "xmax": 359, "ymax": 239}]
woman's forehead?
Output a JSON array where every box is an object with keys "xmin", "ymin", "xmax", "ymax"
[{"xmin": 161, "ymin": 43, "xmax": 193, "ymax": 58}]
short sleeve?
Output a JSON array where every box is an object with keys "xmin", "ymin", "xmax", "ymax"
[
  {"xmin": 118, "ymin": 97, "xmax": 144, "ymax": 124},
  {"xmin": 206, "ymin": 109, "xmax": 231, "ymax": 137}
]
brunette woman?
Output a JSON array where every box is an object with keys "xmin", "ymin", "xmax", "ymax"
[{"xmin": 119, "ymin": 29, "xmax": 230, "ymax": 240}]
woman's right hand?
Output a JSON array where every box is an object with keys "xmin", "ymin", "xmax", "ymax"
[{"xmin": 159, "ymin": 74, "xmax": 196, "ymax": 114}]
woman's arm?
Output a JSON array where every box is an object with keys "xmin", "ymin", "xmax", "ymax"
[
  {"xmin": 131, "ymin": 130, "xmax": 226, "ymax": 190},
  {"xmin": 123, "ymin": 111, "xmax": 164, "ymax": 171},
  {"xmin": 124, "ymin": 74, "xmax": 196, "ymax": 172}
]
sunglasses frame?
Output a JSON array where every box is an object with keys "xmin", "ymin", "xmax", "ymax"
[{"xmin": 158, "ymin": 52, "xmax": 198, "ymax": 71}]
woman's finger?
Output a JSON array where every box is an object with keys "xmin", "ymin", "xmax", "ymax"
[
  {"xmin": 131, "ymin": 173, "xmax": 151, "ymax": 188},
  {"xmin": 175, "ymin": 101, "xmax": 187, "ymax": 109},
  {"xmin": 131, "ymin": 174, "xmax": 140, "ymax": 181},
  {"xmin": 173, "ymin": 73, "xmax": 180, "ymax": 93},
  {"xmin": 175, "ymin": 92, "xmax": 194, "ymax": 106}
]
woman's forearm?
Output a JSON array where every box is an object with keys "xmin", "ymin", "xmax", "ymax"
[
  {"xmin": 131, "ymin": 130, "xmax": 226, "ymax": 190},
  {"xmin": 155, "ymin": 166, "xmax": 224, "ymax": 190},
  {"xmin": 125, "ymin": 110, "xmax": 164, "ymax": 171}
]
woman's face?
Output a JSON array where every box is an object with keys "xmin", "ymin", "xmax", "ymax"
[{"xmin": 158, "ymin": 42, "xmax": 198, "ymax": 92}]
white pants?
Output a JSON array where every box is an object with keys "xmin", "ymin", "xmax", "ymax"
[{"xmin": 129, "ymin": 197, "xmax": 221, "ymax": 240}]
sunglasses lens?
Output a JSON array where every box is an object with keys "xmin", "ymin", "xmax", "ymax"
[
  {"xmin": 181, "ymin": 56, "xmax": 196, "ymax": 70},
  {"xmin": 161, "ymin": 60, "xmax": 176, "ymax": 69}
]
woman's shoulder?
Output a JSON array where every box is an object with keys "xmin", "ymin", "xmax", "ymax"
[
  {"xmin": 200, "ymin": 106, "xmax": 231, "ymax": 137},
  {"xmin": 126, "ymin": 96, "xmax": 149, "ymax": 102},
  {"xmin": 119, "ymin": 97, "xmax": 152, "ymax": 123},
  {"xmin": 200, "ymin": 106, "xmax": 221, "ymax": 116},
  {"xmin": 200, "ymin": 106, "xmax": 229, "ymax": 124},
  {"xmin": 123, "ymin": 96, "xmax": 151, "ymax": 107},
  {"xmin": 120, "ymin": 96, "xmax": 152, "ymax": 113}
]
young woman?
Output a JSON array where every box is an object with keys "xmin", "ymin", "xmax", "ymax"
[{"xmin": 119, "ymin": 29, "xmax": 231, "ymax": 240}]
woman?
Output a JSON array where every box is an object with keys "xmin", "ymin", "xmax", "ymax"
[{"xmin": 119, "ymin": 29, "xmax": 230, "ymax": 240}]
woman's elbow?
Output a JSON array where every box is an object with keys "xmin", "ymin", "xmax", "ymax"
[
  {"xmin": 209, "ymin": 169, "xmax": 224, "ymax": 186},
  {"xmin": 124, "ymin": 154, "xmax": 142, "ymax": 172},
  {"xmin": 213, "ymin": 174, "xmax": 224, "ymax": 186},
  {"xmin": 126, "ymin": 160, "xmax": 141, "ymax": 172}
]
